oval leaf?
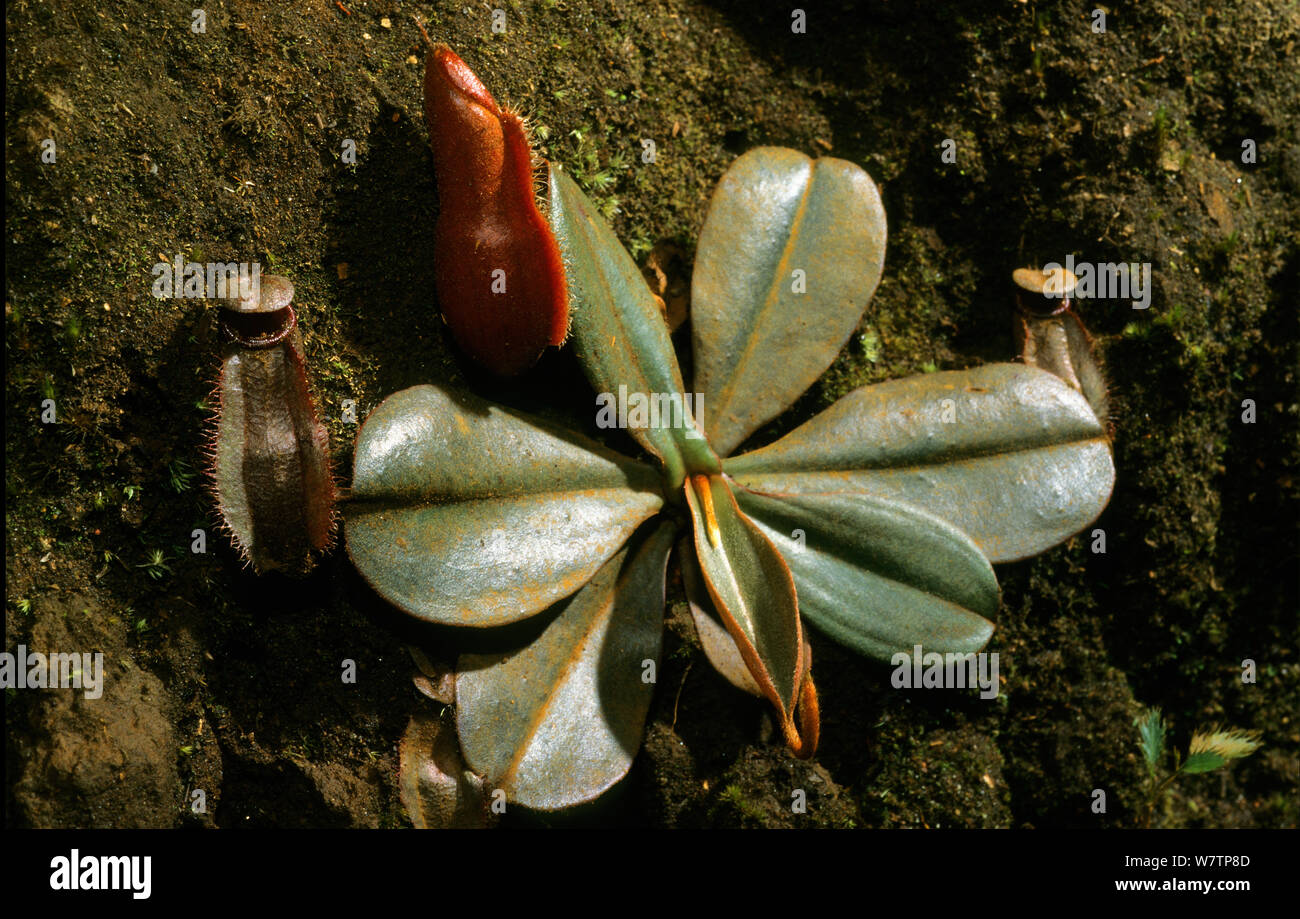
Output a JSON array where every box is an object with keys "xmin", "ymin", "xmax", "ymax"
[
  {"xmin": 725, "ymin": 364, "xmax": 1115, "ymax": 562},
  {"xmin": 684, "ymin": 474, "xmax": 808, "ymax": 751},
  {"xmin": 692, "ymin": 147, "xmax": 887, "ymax": 457},
  {"xmin": 346, "ymin": 384, "xmax": 662, "ymax": 627},
  {"xmin": 548, "ymin": 164, "xmax": 717, "ymax": 486},
  {"xmin": 456, "ymin": 521, "xmax": 675, "ymax": 811},
  {"xmin": 735, "ymin": 488, "xmax": 998, "ymax": 662}
]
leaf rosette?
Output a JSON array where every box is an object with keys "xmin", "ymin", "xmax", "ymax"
[{"xmin": 346, "ymin": 147, "xmax": 1115, "ymax": 812}]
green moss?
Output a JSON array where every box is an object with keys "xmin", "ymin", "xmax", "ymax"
[{"xmin": 711, "ymin": 784, "xmax": 767, "ymax": 825}]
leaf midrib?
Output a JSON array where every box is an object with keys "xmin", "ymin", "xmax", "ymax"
[
  {"xmin": 347, "ymin": 485, "xmax": 663, "ymax": 511},
  {"xmin": 728, "ymin": 430, "xmax": 1111, "ymax": 477},
  {"xmin": 497, "ymin": 589, "xmax": 616, "ymax": 793}
]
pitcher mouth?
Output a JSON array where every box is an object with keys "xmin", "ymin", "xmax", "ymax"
[{"xmin": 220, "ymin": 303, "xmax": 296, "ymax": 348}]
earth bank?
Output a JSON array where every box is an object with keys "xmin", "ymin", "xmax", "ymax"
[{"xmin": 5, "ymin": 0, "xmax": 1297, "ymax": 828}]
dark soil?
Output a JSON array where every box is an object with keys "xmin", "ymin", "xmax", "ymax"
[{"xmin": 6, "ymin": 0, "xmax": 1297, "ymax": 828}]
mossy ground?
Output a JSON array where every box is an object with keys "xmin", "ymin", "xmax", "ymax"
[{"xmin": 6, "ymin": 0, "xmax": 1297, "ymax": 828}]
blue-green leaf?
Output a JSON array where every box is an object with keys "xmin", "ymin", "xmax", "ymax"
[
  {"xmin": 691, "ymin": 147, "xmax": 887, "ymax": 457},
  {"xmin": 456, "ymin": 521, "xmax": 675, "ymax": 811},
  {"xmin": 726, "ymin": 364, "xmax": 1114, "ymax": 563},
  {"xmin": 735, "ymin": 488, "xmax": 998, "ymax": 662},
  {"xmin": 548, "ymin": 164, "xmax": 716, "ymax": 487},
  {"xmin": 684, "ymin": 474, "xmax": 814, "ymax": 755},
  {"xmin": 346, "ymin": 384, "xmax": 662, "ymax": 627},
  {"xmin": 1135, "ymin": 708, "xmax": 1166, "ymax": 774},
  {"xmin": 679, "ymin": 537, "xmax": 763, "ymax": 697}
]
